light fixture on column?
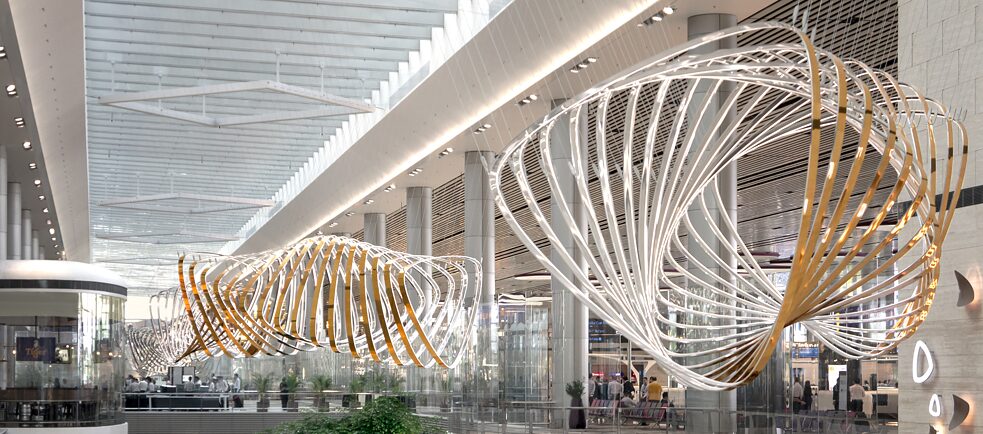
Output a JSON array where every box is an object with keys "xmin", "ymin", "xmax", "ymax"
[
  {"xmin": 33, "ymin": 179, "xmax": 41, "ymax": 187},
  {"xmin": 5, "ymin": 84, "xmax": 16, "ymax": 96},
  {"xmin": 42, "ymin": 208, "xmax": 48, "ymax": 213},
  {"xmin": 28, "ymin": 162, "xmax": 36, "ymax": 170},
  {"xmin": 489, "ymin": 23, "xmax": 967, "ymax": 390},
  {"xmin": 38, "ymin": 195, "xmax": 44, "ymax": 200},
  {"xmin": 0, "ymin": 46, "xmax": 6, "ymax": 59},
  {"xmin": 22, "ymin": 141, "xmax": 31, "ymax": 150},
  {"xmin": 48, "ymin": 228, "xmax": 55, "ymax": 235},
  {"xmin": 13, "ymin": 117, "xmax": 24, "ymax": 127}
]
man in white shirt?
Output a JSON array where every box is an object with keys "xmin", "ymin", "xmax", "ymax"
[
  {"xmin": 848, "ymin": 379, "xmax": 865, "ymax": 413},
  {"xmin": 233, "ymin": 373, "xmax": 242, "ymax": 393},
  {"xmin": 608, "ymin": 377, "xmax": 623, "ymax": 401},
  {"xmin": 137, "ymin": 377, "xmax": 149, "ymax": 393},
  {"xmin": 792, "ymin": 379, "xmax": 803, "ymax": 413}
]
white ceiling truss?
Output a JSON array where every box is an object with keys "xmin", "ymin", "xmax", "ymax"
[
  {"xmin": 84, "ymin": 0, "xmax": 491, "ymax": 294},
  {"xmin": 100, "ymin": 80, "xmax": 377, "ymax": 127},
  {"xmin": 98, "ymin": 192, "xmax": 274, "ymax": 214}
]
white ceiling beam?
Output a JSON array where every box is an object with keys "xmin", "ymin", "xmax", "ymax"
[
  {"xmin": 107, "ymin": 101, "xmax": 217, "ymax": 126},
  {"xmin": 217, "ymin": 107, "xmax": 359, "ymax": 127},
  {"xmin": 86, "ymin": 56, "xmax": 391, "ymax": 81}
]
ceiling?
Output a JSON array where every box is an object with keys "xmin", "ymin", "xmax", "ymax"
[
  {"xmin": 0, "ymin": 0, "xmax": 72, "ymax": 259},
  {"xmin": 82, "ymin": 0, "xmax": 469, "ymax": 293}
]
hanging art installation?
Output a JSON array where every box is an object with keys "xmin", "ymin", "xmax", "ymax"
[
  {"xmin": 490, "ymin": 22, "xmax": 967, "ymax": 390},
  {"xmin": 128, "ymin": 235, "xmax": 481, "ymax": 373}
]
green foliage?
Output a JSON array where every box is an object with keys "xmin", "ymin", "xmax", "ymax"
[
  {"xmin": 566, "ymin": 379, "xmax": 585, "ymax": 399},
  {"xmin": 252, "ymin": 372, "xmax": 272, "ymax": 396},
  {"xmin": 351, "ymin": 369, "xmax": 403, "ymax": 393},
  {"xmin": 310, "ymin": 374, "xmax": 333, "ymax": 392},
  {"xmin": 262, "ymin": 397, "xmax": 429, "ymax": 434},
  {"xmin": 349, "ymin": 374, "xmax": 366, "ymax": 394}
]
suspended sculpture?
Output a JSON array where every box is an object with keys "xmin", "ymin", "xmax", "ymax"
[
  {"xmin": 168, "ymin": 235, "xmax": 481, "ymax": 369},
  {"xmin": 490, "ymin": 23, "xmax": 967, "ymax": 390}
]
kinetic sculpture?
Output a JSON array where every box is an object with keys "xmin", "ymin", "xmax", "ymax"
[
  {"xmin": 490, "ymin": 23, "xmax": 967, "ymax": 390},
  {"xmin": 137, "ymin": 235, "xmax": 481, "ymax": 370}
]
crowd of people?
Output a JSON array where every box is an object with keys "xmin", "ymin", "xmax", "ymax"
[
  {"xmin": 586, "ymin": 373, "xmax": 672, "ymax": 407},
  {"xmin": 123, "ymin": 373, "xmax": 242, "ymax": 395}
]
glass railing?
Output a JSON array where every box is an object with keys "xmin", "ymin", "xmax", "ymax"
[{"xmin": 123, "ymin": 392, "xmax": 897, "ymax": 433}]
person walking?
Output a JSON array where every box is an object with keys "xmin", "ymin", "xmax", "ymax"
[
  {"xmin": 803, "ymin": 380, "xmax": 813, "ymax": 411},
  {"xmin": 849, "ymin": 379, "xmax": 865, "ymax": 413},
  {"xmin": 279, "ymin": 377, "xmax": 289, "ymax": 410},
  {"xmin": 607, "ymin": 376, "xmax": 623, "ymax": 401},
  {"xmin": 792, "ymin": 378, "xmax": 804, "ymax": 413}
]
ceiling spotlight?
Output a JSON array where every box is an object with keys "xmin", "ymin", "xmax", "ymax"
[
  {"xmin": 28, "ymin": 162, "xmax": 36, "ymax": 170},
  {"xmin": 328, "ymin": 222, "xmax": 338, "ymax": 228},
  {"xmin": 408, "ymin": 167, "xmax": 423, "ymax": 176},
  {"xmin": 22, "ymin": 141, "xmax": 31, "ymax": 150},
  {"xmin": 482, "ymin": 123, "xmax": 492, "ymax": 128},
  {"xmin": 42, "ymin": 207, "xmax": 48, "ymax": 213},
  {"xmin": 586, "ymin": 57, "xmax": 598, "ymax": 63},
  {"xmin": 46, "ymin": 219, "xmax": 51, "ymax": 225},
  {"xmin": 33, "ymin": 179, "xmax": 41, "ymax": 186},
  {"xmin": 14, "ymin": 117, "xmax": 24, "ymax": 127},
  {"xmin": 0, "ymin": 46, "xmax": 6, "ymax": 59},
  {"xmin": 570, "ymin": 67, "xmax": 581, "ymax": 73},
  {"xmin": 438, "ymin": 147, "xmax": 454, "ymax": 158},
  {"xmin": 383, "ymin": 183, "xmax": 396, "ymax": 192},
  {"xmin": 345, "ymin": 211, "xmax": 355, "ymax": 217},
  {"xmin": 516, "ymin": 93, "xmax": 539, "ymax": 106},
  {"xmin": 363, "ymin": 199, "xmax": 374, "ymax": 205},
  {"xmin": 48, "ymin": 228, "xmax": 55, "ymax": 235},
  {"xmin": 663, "ymin": 5, "xmax": 674, "ymax": 14},
  {"xmin": 473, "ymin": 123, "xmax": 492, "ymax": 134},
  {"xmin": 652, "ymin": 13, "xmax": 664, "ymax": 22},
  {"xmin": 51, "ymin": 237, "xmax": 56, "ymax": 241},
  {"xmin": 5, "ymin": 84, "xmax": 15, "ymax": 96},
  {"xmin": 38, "ymin": 195, "xmax": 44, "ymax": 200}
]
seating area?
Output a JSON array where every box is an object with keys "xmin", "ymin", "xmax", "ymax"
[{"xmin": 587, "ymin": 399, "xmax": 679, "ymax": 429}]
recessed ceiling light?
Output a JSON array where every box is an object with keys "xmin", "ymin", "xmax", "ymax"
[
  {"xmin": 345, "ymin": 212, "xmax": 355, "ymax": 217},
  {"xmin": 28, "ymin": 162, "xmax": 36, "ymax": 170},
  {"xmin": 5, "ymin": 84, "xmax": 16, "ymax": 96},
  {"xmin": 482, "ymin": 123, "xmax": 492, "ymax": 128},
  {"xmin": 38, "ymin": 195, "xmax": 44, "ymax": 200},
  {"xmin": 328, "ymin": 222, "xmax": 338, "ymax": 228},
  {"xmin": 22, "ymin": 141, "xmax": 31, "ymax": 150},
  {"xmin": 516, "ymin": 93, "xmax": 539, "ymax": 106},
  {"xmin": 42, "ymin": 207, "xmax": 48, "ymax": 213},
  {"xmin": 0, "ymin": 46, "xmax": 6, "ymax": 59},
  {"xmin": 33, "ymin": 179, "xmax": 41, "ymax": 186},
  {"xmin": 48, "ymin": 228, "xmax": 55, "ymax": 235},
  {"xmin": 662, "ymin": 5, "xmax": 674, "ymax": 14},
  {"xmin": 14, "ymin": 117, "xmax": 24, "ymax": 127},
  {"xmin": 46, "ymin": 219, "xmax": 51, "ymax": 225},
  {"xmin": 51, "ymin": 237, "xmax": 56, "ymax": 241},
  {"xmin": 363, "ymin": 199, "xmax": 374, "ymax": 205},
  {"xmin": 652, "ymin": 13, "xmax": 664, "ymax": 22}
]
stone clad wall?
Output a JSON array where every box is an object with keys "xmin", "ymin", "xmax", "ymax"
[{"xmin": 899, "ymin": 1, "xmax": 983, "ymax": 433}]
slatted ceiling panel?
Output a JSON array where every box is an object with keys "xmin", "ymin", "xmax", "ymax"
[{"xmin": 84, "ymin": 0, "xmax": 457, "ymax": 294}]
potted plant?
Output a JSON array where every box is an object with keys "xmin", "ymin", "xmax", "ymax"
[
  {"xmin": 253, "ymin": 373, "xmax": 272, "ymax": 413},
  {"xmin": 310, "ymin": 374, "xmax": 332, "ymax": 412},
  {"xmin": 566, "ymin": 379, "xmax": 587, "ymax": 429},
  {"xmin": 284, "ymin": 372, "xmax": 300, "ymax": 412},
  {"xmin": 344, "ymin": 374, "xmax": 365, "ymax": 408}
]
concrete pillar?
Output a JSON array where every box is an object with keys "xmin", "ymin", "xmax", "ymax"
[
  {"xmin": 8, "ymin": 183, "xmax": 20, "ymax": 260},
  {"xmin": 0, "ymin": 146, "xmax": 7, "ymax": 260},
  {"xmin": 363, "ymin": 213, "xmax": 386, "ymax": 247},
  {"xmin": 548, "ymin": 101, "xmax": 590, "ymax": 429},
  {"xmin": 21, "ymin": 210, "xmax": 31, "ymax": 260},
  {"xmin": 684, "ymin": 13, "xmax": 738, "ymax": 434},
  {"xmin": 405, "ymin": 187, "xmax": 432, "ymax": 392},
  {"xmin": 31, "ymin": 231, "xmax": 38, "ymax": 260},
  {"xmin": 464, "ymin": 151, "xmax": 498, "ymax": 403}
]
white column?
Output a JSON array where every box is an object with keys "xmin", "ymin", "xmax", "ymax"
[
  {"xmin": 21, "ymin": 210, "xmax": 31, "ymax": 260},
  {"xmin": 38, "ymin": 246, "xmax": 44, "ymax": 260},
  {"xmin": 0, "ymin": 146, "xmax": 7, "ymax": 260},
  {"xmin": 685, "ymin": 13, "xmax": 738, "ymax": 434},
  {"xmin": 405, "ymin": 186, "xmax": 432, "ymax": 393},
  {"xmin": 549, "ymin": 101, "xmax": 590, "ymax": 429},
  {"xmin": 464, "ymin": 151, "xmax": 498, "ymax": 402},
  {"xmin": 363, "ymin": 213, "xmax": 386, "ymax": 247},
  {"xmin": 8, "ymin": 183, "xmax": 20, "ymax": 260},
  {"xmin": 31, "ymin": 231, "xmax": 38, "ymax": 260}
]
